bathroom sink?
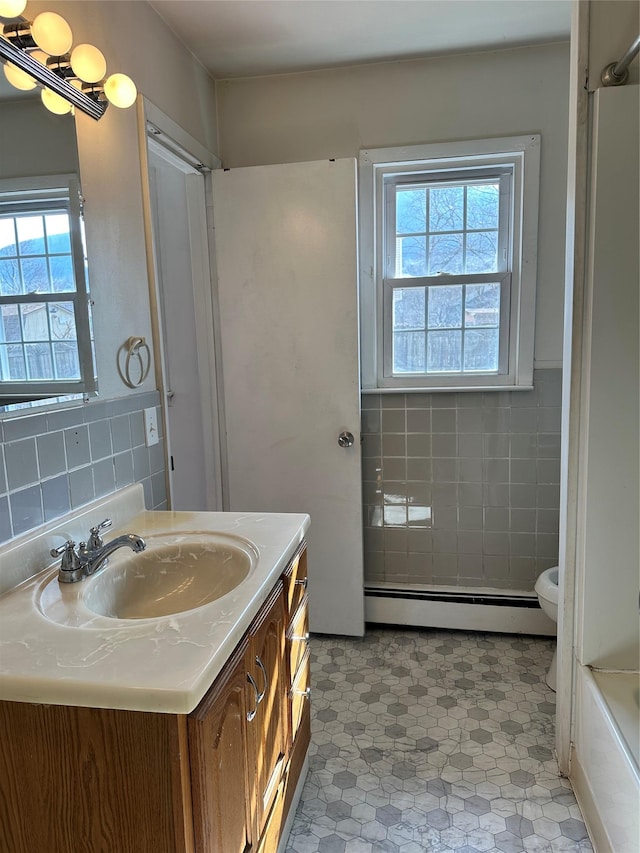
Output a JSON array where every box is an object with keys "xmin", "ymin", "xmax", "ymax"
[{"xmin": 81, "ymin": 533, "xmax": 257, "ymax": 620}]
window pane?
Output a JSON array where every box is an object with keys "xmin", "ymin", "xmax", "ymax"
[
  {"xmin": 396, "ymin": 235, "xmax": 426, "ymax": 277},
  {"xmin": 50, "ymin": 255, "xmax": 75, "ymax": 292},
  {"xmin": 465, "ymin": 231, "xmax": 498, "ymax": 273},
  {"xmin": 0, "ymin": 259, "xmax": 20, "ymax": 295},
  {"xmin": 428, "ymin": 285, "xmax": 462, "ymax": 329},
  {"xmin": 393, "ymin": 330, "xmax": 426, "ymax": 373},
  {"xmin": 25, "ymin": 342, "xmax": 53, "ymax": 379},
  {"xmin": 465, "ymin": 283, "xmax": 500, "ymax": 327},
  {"xmin": 45, "ymin": 214, "xmax": 71, "ymax": 254},
  {"xmin": 16, "ymin": 216, "xmax": 45, "ymax": 255},
  {"xmin": 429, "ymin": 186, "xmax": 464, "ymax": 232},
  {"xmin": 393, "ymin": 287, "xmax": 425, "ymax": 330},
  {"xmin": 467, "ymin": 183, "xmax": 499, "ymax": 229},
  {"xmin": 20, "ymin": 257, "xmax": 50, "ymax": 293},
  {"xmin": 0, "ymin": 304, "xmax": 20, "ymax": 341},
  {"xmin": 0, "ymin": 343, "xmax": 25, "ymax": 380},
  {"xmin": 50, "ymin": 302, "xmax": 77, "ymax": 340},
  {"xmin": 0, "ymin": 219, "xmax": 16, "ymax": 257},
  {"xmin": 396, "ymin": 188, "xmax": 425, "ymax": 234},
  {"xmin": 463, "ymin": 328, "xmax": 499, "ymax": 372},
  {"xmin": 21, "ymin": 303, "xmax": 47, "ymax": 341},
  {"xmin": 53, "ymin": 341, "xmax": 80, "ymax": 379},
  {"xmin": 428, "ymin": 233, "xmax": 463, "ymax": 275},
  {"xmin": 427, "ymin": 329, "xmax": 462, "ymax": 372}
]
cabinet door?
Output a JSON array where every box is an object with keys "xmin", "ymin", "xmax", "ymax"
[
  {"xmin": 188, "ymin": 639, "xmax": 255, "ymax": 853},
  {"xmin": 248, "ymin": 583, "xmax": 288, "ymax": 836}
]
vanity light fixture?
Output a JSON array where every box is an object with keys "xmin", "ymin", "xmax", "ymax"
[
  {"xmin": 0, "ymin": 0, "xmax": 26, "ymax": 17},
  {"xmin": 0, "ymin": 4, "xmax": 136, "ymax": 120}
]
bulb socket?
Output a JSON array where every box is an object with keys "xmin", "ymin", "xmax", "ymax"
[
  {"xmin": 2, "ymin": 20, "xmax": 35, "ymax": 50},
  {"xmin": 45, "ymin": 52, "xmax": 73, "ymax": 79}
]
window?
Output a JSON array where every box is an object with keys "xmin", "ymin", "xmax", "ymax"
[
  {"xmin": 0, "ymin": 175, "xmax": 95, "ymax": 400},
  {"xmin": 359, "ymin": 136, "xmax": 540, "ymax": 391}
]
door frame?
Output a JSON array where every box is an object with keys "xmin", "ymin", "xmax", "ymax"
[{"xmin": 137, "ymin": 98, "xmax": 226, "ymax": 510}]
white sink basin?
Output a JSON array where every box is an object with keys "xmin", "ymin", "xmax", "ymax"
[{"xmin": 82, "ymin": 534, "xmax": 256, "ymax": 619}]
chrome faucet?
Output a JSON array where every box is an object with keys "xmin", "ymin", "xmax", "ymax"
[
  {"xmin": 80, "ymin": 533, "xmax": 146, "ymax": 577},
  {"xmin": 51, "ymin": 518, "xmax": 146, "ymax": 584}
]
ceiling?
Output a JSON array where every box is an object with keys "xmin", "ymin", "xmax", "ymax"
[{"xmin": 149, "ymin": 0, "xmax": 571, "ymax": 79}]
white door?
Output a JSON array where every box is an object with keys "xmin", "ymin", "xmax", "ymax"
[
  {"xmin": 147, "ymin": 144, "xmax": 221, "ymax": 511},
  {"xmin": 213, "ymin": 159, "xmax": 364, "ymax": 636}
]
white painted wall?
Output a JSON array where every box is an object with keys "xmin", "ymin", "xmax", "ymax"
[
  {"xmin": 12, "ymin": 1, "xmax": 218, "ymax": 400},
  {"xmin": 216, "ymin": 42, "xmax": 570, "ymax": 365},
  {"xmin": 0, "ymin": 99, "xmax": 78, "ymax": 179}
]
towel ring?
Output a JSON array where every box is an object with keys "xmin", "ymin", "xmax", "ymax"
[{"xmin": 123, "ymin": 336, "xmax": 151, "ymax": 388}]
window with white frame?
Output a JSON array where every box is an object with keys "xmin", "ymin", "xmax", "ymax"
[
  {"xmin": 0, "ymin": 175, "xmax": 95, "ymax": 401},
  {"xmin": 359, "ymin": 136, "xmax": 540, "ymax": 391}
]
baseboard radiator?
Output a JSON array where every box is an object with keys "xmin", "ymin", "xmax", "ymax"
[{"xmin": 364, "ymin": 586, "xmax": 556, "ymax": 636}]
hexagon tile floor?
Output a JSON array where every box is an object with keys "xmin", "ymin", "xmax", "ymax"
[{"xmin": 285, "ymin": 628, "xmax": 593, "ymax": 853}]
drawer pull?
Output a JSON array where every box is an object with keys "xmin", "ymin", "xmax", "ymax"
[
  {"xmin": 291, "ymin": 686, "xmax": 311, "ymax": 700},
  {"xmin": 246, "ymin": 673, "xmax": 260, "ymax": 721},
  {"xmin": 294, "ymin": 578, "xmax": 308, "ymax": 590},
  {"xmin": 255, "ymin": 655, "xmax": 268, "ymax": 703},
  {"xmin": 292, "ymin": 632, "xmax": 310, "ymax": 643}
]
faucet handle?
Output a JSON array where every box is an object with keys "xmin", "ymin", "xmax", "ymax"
[
  {"xmin": 87, "ymin": 518, "xmax": 112, "ymax": 550},
  {"xmin": 50, "ymin": 540, "xmax": 77, "ymax": 561},
  {"xmin": 50, "ymin": 540, "xmax": 84, "ymax": 583}
]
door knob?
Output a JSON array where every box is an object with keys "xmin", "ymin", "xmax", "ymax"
[{"xmin": 338, "ymin": 431, "xmax": 355, "ymax": 447}]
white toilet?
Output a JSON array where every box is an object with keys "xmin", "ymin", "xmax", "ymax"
[{"xmin": 535, "ymin": 566, "xmax": 559, "ymax": 691}]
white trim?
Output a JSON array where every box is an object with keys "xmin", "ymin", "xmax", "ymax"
[
  {"xmin": 361, "ymin": 384, "xmax": 535, "ymax": 395},
  {"xmin": 137, "ymin": 99, "xmax": 224, "ymax": 512},
  {"xmin": 556, "ymin": 0, "xmax": 590, "ymax": 777},
  {"xmin": 359, "ymin": 135, "xmax": 540, "ymax": 392},
  {"xmin": 365, "ymin": 591, "xmax": 556, "ymax": 636},
  {"xmin": 143, "ymin": 100, "xmax": 219, "ymax": 172},
  {"xmin": 0, "ymin": 173, "xmax": 95, "ymax": 399}
]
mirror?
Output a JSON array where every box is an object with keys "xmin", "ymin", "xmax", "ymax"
[{"xmin": 0, "ymin": 74, "xmax": 95, "ymax": 412}]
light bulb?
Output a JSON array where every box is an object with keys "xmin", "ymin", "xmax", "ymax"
[
  {"xmin": 41, "ymin": 87, "xmax": 72, "ymax": 115},
  {"xmin": 104, "ymin": 73, "xmax": 136, "ymax": 109},
  {"xmin": 3, "ymin": 61, "xmax": 37, "ymax": 90},
  {"xmin": 31, "ymin": 12, "xmax": 73, "ymax": 56},
  {"xmin": 0, "ymin": 0, "xmax": 27, "ymax": 17},
  {"xmin": 70, "ymin": 43, "xmax": 106, "ymax": 83}
]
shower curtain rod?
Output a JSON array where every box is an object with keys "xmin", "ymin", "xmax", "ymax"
[{"xmin": 601, "ymin": 34, "xmax": 640, "ymax": 86}]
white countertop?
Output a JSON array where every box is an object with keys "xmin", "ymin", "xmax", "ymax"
[{"xmin": 0, "ymin": 487, "xmax": 309, "ymax": 714}]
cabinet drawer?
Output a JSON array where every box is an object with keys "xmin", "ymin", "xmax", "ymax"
[
  {"xmin": 256, "ymin": 778, "xmax": 286, "ymax": 853},
  {"xmin": 282, "ymin": 544, "xmax": 308, "ymax": 618},
  {"xmin": 289, "ymin": 646, "xmax": 311, "ymax": 740},
  {"xmin": 287, "ymin": 595, "xmax": 309, "ymax": 684}
]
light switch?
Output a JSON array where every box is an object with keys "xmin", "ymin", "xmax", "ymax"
[{"xmin": 144, "ymin": 407, "xmax": 159, "ymax": 447}]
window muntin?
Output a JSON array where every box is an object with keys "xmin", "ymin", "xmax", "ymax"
[
  {"xmin": 383, "ymin": 168, "xmax": 512, "ymax": 382},
  {"xmin": 0, "ymin": 177, "xmax": 95, "ymax": 399},
  {"xmin": 359, "ymin": 136, "xmax": 540, "ymax": 392}
]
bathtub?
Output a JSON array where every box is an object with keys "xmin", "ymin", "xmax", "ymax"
[{"xmin": 571, "ymin": 664, "xmax": 640, "ymax": 852}]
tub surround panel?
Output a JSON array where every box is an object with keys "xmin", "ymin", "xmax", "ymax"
[
  {"xmin": 0, "ymin": 391, "xmax": 166, "ymax": 545},
  {"xmin": 572, "ymin": 665, "xmax": 639, "ymax": 853},
  {"xmin": 361, "ymin": 368, "xmax": 562, "ymax": 591}
]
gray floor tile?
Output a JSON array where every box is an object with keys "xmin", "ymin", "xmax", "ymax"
[{"xmin": 286, "ymin": 628, "xmax": 592, "ymax": 853}]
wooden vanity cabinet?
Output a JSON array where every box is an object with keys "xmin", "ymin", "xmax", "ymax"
[
  {"xmin": 0, "ymin": 543, "xmax": 310, "ymax": 853},
  {"xmin": 246, "ymin": 582, "xmax": 289, "ymax": 838},
  {"xmin": 188, "ymin": 637, "xmax": 256, "ymax": 853}
]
